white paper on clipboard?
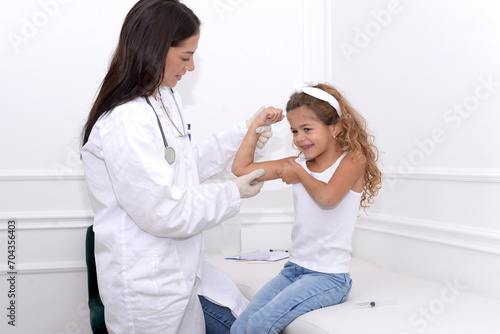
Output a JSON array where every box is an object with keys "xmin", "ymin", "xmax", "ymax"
[{"xmin": 225, "ymin": 250, "xmax": 289, "ymax": 262}]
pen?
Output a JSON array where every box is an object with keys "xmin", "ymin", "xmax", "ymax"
[
  {"xmin": 269, "ymin": 249, "xmax": 288, "ymax": 252},
  {"xmin": 187, "ymin": 124, "xmax": 191, "ymax": 141}
]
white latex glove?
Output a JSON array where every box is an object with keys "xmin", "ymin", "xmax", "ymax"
[
  {"xmin": 245, "ymin": 106, "xmax": 273, "ymax": 149},
  {"xmin": 255, "ymin": 126, "xmax": 272, "ymax": 149},
  {"xmin": 232, "ymin": 169, "xmax": 265, "ymax": 199}
]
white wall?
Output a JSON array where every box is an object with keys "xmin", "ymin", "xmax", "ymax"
[
  {"xmin": 1, "ymin": 0, "xmax": 499, "ymax": 333},
  {"xmin": 0, "ymin": 0, "xmax": 324, "ymax": 333},
  {"xmin": 330, "ymin": 0, "xmax": 500, "ymax": 299}
]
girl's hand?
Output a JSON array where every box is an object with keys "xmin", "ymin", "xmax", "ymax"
[
  {"xmin": 277, "ymin": 158, "xmax": 301, "ymax": 184},
  {"xmin": 254, "ymin": 106, "xmax": 284, "ymax": 127}
]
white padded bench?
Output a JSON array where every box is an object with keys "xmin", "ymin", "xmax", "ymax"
[{"xmin": 208, "ymin": 254, "xmax": 500, "ymax": 334}]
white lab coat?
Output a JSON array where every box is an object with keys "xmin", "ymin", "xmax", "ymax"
[{"xmin": 82, "ymin": 87, "xmax": 250, "ymax": 334}]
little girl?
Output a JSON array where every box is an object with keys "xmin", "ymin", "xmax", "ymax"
[{"xmin": 230, "ymin": 82, "xmax": 382, "ymax": 334}]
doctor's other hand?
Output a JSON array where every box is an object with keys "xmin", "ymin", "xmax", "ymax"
[
  {"xmin": 245, "ymin": 106, "xmax": 284, "ymax": 149},
  {"xmin": 232, "ymin": 169, "xmax": 265, "ymax": 198}
]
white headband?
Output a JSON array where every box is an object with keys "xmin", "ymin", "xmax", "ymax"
[{"xmin": 293, "ymin": 81, "xmax": 342, "ymax": 117}]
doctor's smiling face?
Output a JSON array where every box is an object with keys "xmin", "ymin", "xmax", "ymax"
[{"xmin": 162, "ymin": 32, "xmax": 200, "ymax": 88}]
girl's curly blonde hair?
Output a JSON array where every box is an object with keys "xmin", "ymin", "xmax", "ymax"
[{"xmin": 286, "ymin": 83, "xmax": 382, "ymax": 210}]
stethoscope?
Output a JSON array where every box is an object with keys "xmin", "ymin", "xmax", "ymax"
[{"xmin": 144, "ymin": 88, "xmax": 191, "ymax": 164}]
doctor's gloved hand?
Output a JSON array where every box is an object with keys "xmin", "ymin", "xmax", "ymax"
[
  {"xmin": 245, "ymin": 106, "xmax": 284, "ymax": 149},
  {"xmin": 232, "ymin": 169, "xmax": 265, "ymax": 198},
  {"xmin": 255, "ymin": 126, "xmax": 272, "ymax": 149}
]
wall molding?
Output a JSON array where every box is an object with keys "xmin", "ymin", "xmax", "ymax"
[
  {"xmin": 0, "ymin": 209, "xmax": 294, "ymax": 230},
  {"xmin": 238, "ymin": 210, "xmax": 500, "ymax": 256},
  {"xmin": 357, "ymin": 213, "xmax": 500, "ymax": 256},
  {"xmin": 5, "ymin": 210, "xmax": 499, "ymax": 257},
  {"xmin": 0, "ymin": 169, "xmax": 84, "ymax": 181},
  {"xmin": 0, "ymin": 261, "xmax": 86, "ymax": 276},
  {"xmin": 0, "ymin": 212, "xmax": 92, "ymax": 276},
  {"xmin": 0, "ymin": 211, "xmax": 93, "ymax": 230},
  {"xmin": 3, "ymin": 211, "xmax": 498, "ymax": 275},
  {"xmin": 0, "ymin": 210, "xmax": 293, "ymax": 276},
  {"xmin": 382, "ymin": 167, "xmax": 500, "ymax": 183},
  {"xmin": 0, "ymin": 210, "xmax": 293, "ymax": 228},
  {"xmin": 2, "ymin": 167, "xmax": 497, "ymax": 183}
]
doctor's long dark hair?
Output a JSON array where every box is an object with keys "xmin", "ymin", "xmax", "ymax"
[{"xmin": 81, "ymin": 0, "xmax": 200, "ymax": 146}]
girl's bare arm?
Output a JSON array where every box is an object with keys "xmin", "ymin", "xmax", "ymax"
[
  {"xmin": 278, "ymin": 152, "xmax": 365, "ymax": 207},
  {"xmin": 232, "ymin": 107, "xmax": 291, "ymax": 181}
]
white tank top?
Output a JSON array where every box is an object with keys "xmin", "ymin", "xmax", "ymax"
[{"xmin": 288, "ymin": 152, "xmax": 361, "ymax": 273}]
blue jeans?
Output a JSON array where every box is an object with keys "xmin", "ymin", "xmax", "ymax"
[
  {"xmin": 199, "ymin": 295, "xmax": 236, "ymax": 334},
  {"xmin": 230, "ymin": 262, "xmax": 352, "ymax": 334}
]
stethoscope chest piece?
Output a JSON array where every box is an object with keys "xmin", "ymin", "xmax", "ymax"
[
  {"xmin": 165, "ymin": 147, "xmax": 176, "ymax": 164},
  {"xmin": 145, "ymin": 89, "xmax": 190, "ymax": 165}
]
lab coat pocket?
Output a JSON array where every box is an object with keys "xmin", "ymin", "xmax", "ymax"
[{"xmin": 124, "ymin": 246, "xmax": 190, "ymax": 317}]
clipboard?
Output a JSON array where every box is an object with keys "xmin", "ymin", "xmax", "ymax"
[{"xmin": 225, "ymin": 250, "xmax": 289, "ymax": 262}]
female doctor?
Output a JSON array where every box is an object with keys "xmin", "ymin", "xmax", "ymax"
[{"xmin": 81, "ymin": 1, "xmax": 282, "ymax": 333}]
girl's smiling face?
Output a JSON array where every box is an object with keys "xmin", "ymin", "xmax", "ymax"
[
  {"xmin": 162, "ymin": 32, "xmax": 200, "ymax": 88},
  {"xmin": 287, "ymin": 106, "xmax": 338, "ymax": 161}
]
